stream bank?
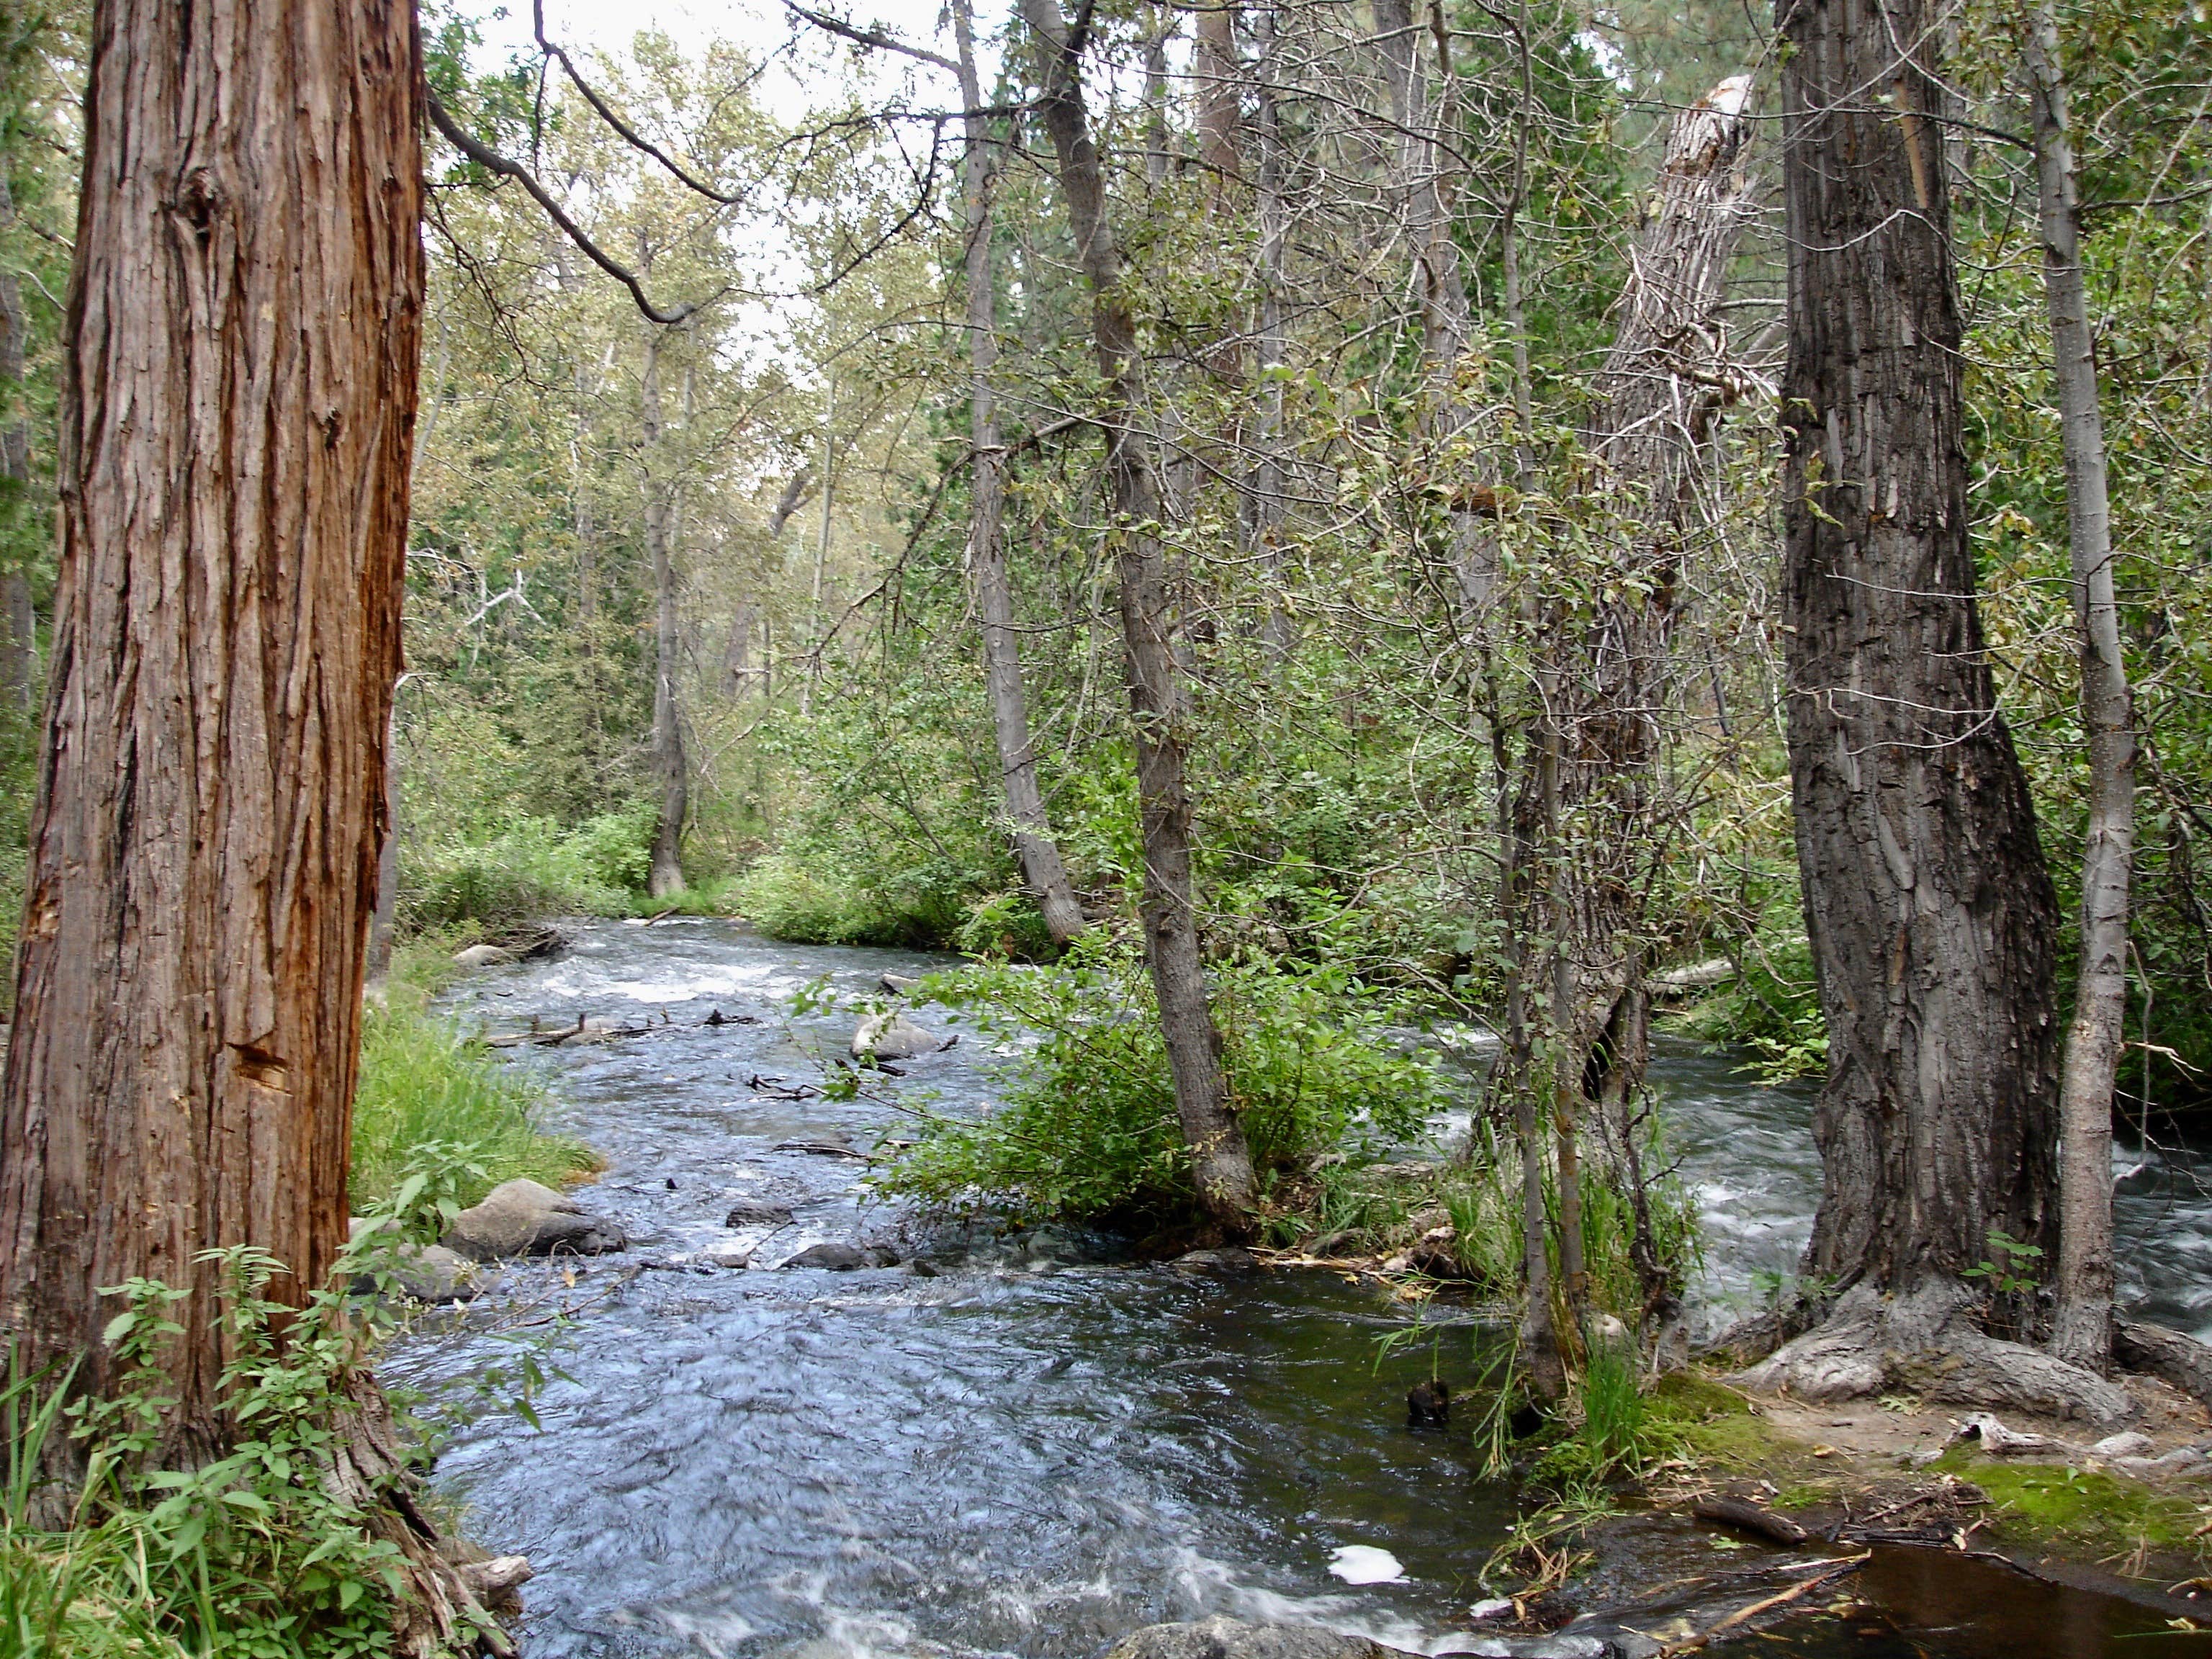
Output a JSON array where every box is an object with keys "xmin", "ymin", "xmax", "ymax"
[{"xmin": 389, "ymin": 920, "xmax": 2212, "ymax": 1659}]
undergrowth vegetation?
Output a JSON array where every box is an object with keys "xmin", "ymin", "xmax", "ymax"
[
  {"xmin": 351, "ymin": 946, "xmax": 598, "ymax": 1217},
  {"xmin": 0, "ymin": 1225, "xmax": 496, "ymax": 1658},
  {"xmin": 870, "ymin": 937, "xmax": 1452, "ymax": 1223}
]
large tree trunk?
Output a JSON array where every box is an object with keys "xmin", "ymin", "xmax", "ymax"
[
  {"xmin": 954, "ymin": 0, "xmax": 1087, "ymax": 950},
  {"xmin": 0, "ymin": 0, "xmax": 418, "ymax": 1463},
  {"xmin": 1741, "ymin": 0, "xmax": 2126, "ymax": 1423},
  {"xmin": 1020, "ymin": 0, "xmax": 1257, "ymax": 1226},
  {"xmin": 2026, "ymin": 5, "xmax": 2133, "ymax": 1373},
  {"xmin": 642, "ymin": 327, "xmax": 688, "ymax": 899}
]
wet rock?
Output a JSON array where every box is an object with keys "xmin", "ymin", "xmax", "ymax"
[
  {"xmin": 347, "ymin": 1218, "xmax": 482, "ymax": 1304},
  {"xmin": 784, "ymin": 1240, "xmax": 879, "ymax": 1271},
  {"xmin": 454, "ymin": 943, "xmax": 518, "ymax": 969},
  {"xmin": 724, "ymin": 1200, "xmax": 796, "ymax": 1228},
  {"xmin": 441, "ymin": 1178, "xmax": 626, "ymax": 1262},
  {"xmin": 850, "ymin": 1010, "xmax": 944, "ymax": 1061},
  {"xmin": 880, "ymin": 972, "xmax": 920, "ymax": 996},
  {"xmin": 1172, "ymin": 1246, "xmax": 1259, "ymax": 1274},
  {"xmin": 1408, "ymin": 1377, "xmax": 1451, "ymax": 1426}
]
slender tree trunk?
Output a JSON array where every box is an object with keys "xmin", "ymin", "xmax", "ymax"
[
  {"xmin": 2027, "ymin": 6, "xmax": 2133, "ymax": 1372},
  {"xmin": 0, "ymin": 173, "xmax": 35, "ymax": 713},
  {"xmin": 1247, "ymin": 6, "xmax": 1293, "ymax": 657},
  {"xmin": 642, "ymin": 328, "xmax": 688, "ymax": 898},
  {"xmin": 1735, "ymin": 0, "xmax": 2136, "ymax": 1424},
  {"xmin": 1020, "ymin": 0, "xmax": 1257, "ymax": 1226},
  {"xmin": 0, "ymin": 0, "xmax": 418, "ymax": 1466},
  {"xmin": 956, "ymin": 0, "xmax": 1087, "ymax": 948}
]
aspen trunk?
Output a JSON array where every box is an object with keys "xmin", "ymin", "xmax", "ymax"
[
  {"xmin": 1020, "ymin": 0, "xmax": 1257, "ymax": 1225},
  {"xmin": 955, "ymin": 0, "xmax": 1087, "ymax": 949},
  {"xmin": 1776, "ymin": 0, "xmax": 2062, "ymax": 1298},
  {"xmin": 642, "ymin": 328, "xmax": 688, "ymax": 899},
  {"xmin": 0, "ymin": 0, "xmax": 420, "ymax": 1466},
  {"xmin": 2026, "ymin": 6, "xmax": 2133, "ymax": 1372}
]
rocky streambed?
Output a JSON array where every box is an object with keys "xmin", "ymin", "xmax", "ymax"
[{"xmin": 385, "ymin": 919, "xmax": 2212, "ymax": 1659}]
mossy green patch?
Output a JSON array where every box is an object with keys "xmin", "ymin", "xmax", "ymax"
[{"xmin": 1938, "ymin": 1452, "xmax": 2211, "ymax": 1568}]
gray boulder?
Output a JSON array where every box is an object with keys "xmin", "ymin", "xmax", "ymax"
[
  {"xmin": 879, "ymin": 973, "xmax": 920, "ymax": 996},
  {"xmin": 1099, "ymin": 1620, "xmax": 1610, "ymax": 1659},
  {"xmin": 454, "ymin": 943, "xmax": 518, "ymax": 968},
  {"xmin": 441, "ymin": 1178, "xmax": 626, "ymax": 1262},
  {"xmin": 850, "ymin": 1010, "xmax": 944, "ymax": 1061}
]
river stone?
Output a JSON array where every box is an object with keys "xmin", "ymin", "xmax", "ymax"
[
  {"xmin": 441, "ymin": 1178, "xmax": 626, "ymax": 1262},
  {"xmin": 725, "ymin": 1200, "xmax": 796, "ymax": 1228},
  {"xmin": 850, "ymin": 1010, "xmax": 943, "ymax": 1061},
  {"xmin": 454, "ymin": 943, "xmax": 518, "ymax": 968},
  {"xmin": 880, "ymin": 972, "xmax": 920, "ymax": 996}
]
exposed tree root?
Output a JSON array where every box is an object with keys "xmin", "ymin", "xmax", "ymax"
[
  {"xmin": 2116, "ymin": 1321, "xmax": 2212, "ymax": 1414},
  {"xmin": 331, "ymin": 1372, "xmax": 521, "ymax": 1658},
  {"xmin": 1729, "ymin": 1284, "xmax": 2136, "ymax": 1428}
]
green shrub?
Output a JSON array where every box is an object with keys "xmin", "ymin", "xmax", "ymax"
[
  {"xmin": 1674, "ymin": 937, "xmax": 1828, "ymax": 1083},
  {"xmin": 350, "ymin": 984, "xmax": 598, "ymax": 1218},
  {"xmin": 398, "ymin": 805, "xmax": 656, "ymax": 935},
  {"xmin": 871, "ymin": 936, "xmax": 1455, "ymax": 1223},
  {"xmin": 732, "ymin": 849, "xmax": 972, "ymax": 948}
]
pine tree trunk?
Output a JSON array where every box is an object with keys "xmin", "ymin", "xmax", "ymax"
[
  {"xmin": 1020, "ymin": 0, "xmax": 1257, "ymax": 1226},
  {"xmin": 955, "ymin": 0, "xmax": 1087, "ymax": 949},
  {"xmin": 0, "ymin": 0, "xmax": 420, "ymax": 1465},
  {"xmin": 2026, "ymin": 5, "xmax": 2132, "ymax": 1372},
  {"xmin": 642, "ymin": 328, "xmax": 688, "ymax": 899}
]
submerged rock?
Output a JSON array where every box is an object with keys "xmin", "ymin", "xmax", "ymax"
[
  {"xmin": 850, "ymin": 1009, "xmax": 945, "ymax": 1061},
  {"xmin": 725, "ymin": 1199, "xmax": 796, "ymax": 1228},
  {"xmin": 1099, "ymin": 1618, "xmax": 1615, "ymax": 1659},
  {"xmin": 1172, "ymin": 1246, "xmax": 1259, "ymax": 1274},
  {"xmin": 783, "ymin": 1240, "xmax": 898, "ymax": 1271},
  {"xmin": 441, "ymin": 1178, "xmax": 626, "ymax": 1262}
]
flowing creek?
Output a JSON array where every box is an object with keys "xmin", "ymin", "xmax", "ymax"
[{"xmin": 388, "ymin": 920, "xmax": 2212, "ymax": 1659}]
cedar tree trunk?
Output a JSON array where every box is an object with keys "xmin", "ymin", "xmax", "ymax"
[{"xmin": 0, "ymin": 0, "xmax": 419, "ymax": 1462}]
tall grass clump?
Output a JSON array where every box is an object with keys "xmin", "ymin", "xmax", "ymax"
[
  {"xmin": 351, "ymin": 972, "xmax": 597, "ymax": 1215},
  {"xmin": 872, "ymin": 935, "xmax": 1454, "ymax": 1223}
]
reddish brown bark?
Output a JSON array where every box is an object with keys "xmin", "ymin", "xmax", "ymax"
[{"xmin": 0, "ymin": 0, "xmax": 422, "ymax": 1462}]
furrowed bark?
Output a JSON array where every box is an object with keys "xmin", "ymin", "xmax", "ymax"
[
  {"xmin": 955, "ymin": 0, "xmax": 1087, "ymax": 948},
  {"xmin": 642, "ymin": 325, "xmax": 688, "ymax": 899},
  {"xmin": 2026, "ymin": 3, "xmax": 2132, "ymax": 1374},
  {"xmin": 1740, "ymin": 0, "xmax": 2117, "ymax": 1419},
  {"xmin": 1773, "ymin": 0, "xmax": 2062, "ymax": 1298},
  {"xmin": 0, "ymin": 0, "xmax": 418, "ymax": 1471},
  {"xmin": 1020, "ymin": 0, "xmax": 1257, "ymax": 1226}
]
